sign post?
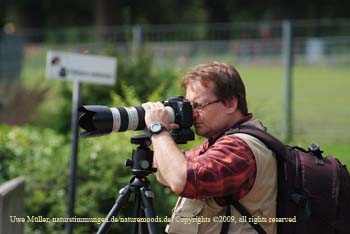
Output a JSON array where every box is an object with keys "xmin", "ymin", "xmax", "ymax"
[{"xmin": 46, "ymin": 51, "xmax": 117, "ymax": 234}]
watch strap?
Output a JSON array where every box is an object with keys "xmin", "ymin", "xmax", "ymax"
[{"xmin": 149, "ymin": 122, "xmax": 167, "ymax": 137}]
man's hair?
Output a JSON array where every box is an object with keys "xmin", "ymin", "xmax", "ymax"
[{"xmin": 181, "ymin": 61, "xmax": 248, "ymax": 115}]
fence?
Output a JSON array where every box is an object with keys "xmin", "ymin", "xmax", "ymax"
[
  {"xmin": 1, "ymin": 19, "xmax": 350, "ymax": 143},
  {"xmin": 0, "ymin": 177, "xmax": 25, "ymax": 234},
  {"xmin": 0, "ymin": 32, "xmax": 24, "ymax": 112}
]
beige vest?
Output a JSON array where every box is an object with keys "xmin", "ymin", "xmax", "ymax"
[{"xmin": 165, "ymin": 126, "xmax": 277, "ymax": 234}]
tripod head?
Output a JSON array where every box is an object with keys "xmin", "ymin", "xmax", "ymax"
[{"xmin": 125, "ymin": 134, "xmax": 157, "ymax": 177}]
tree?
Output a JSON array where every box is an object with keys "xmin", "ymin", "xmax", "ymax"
[{"xmin": 2, "ymin": 0, "xmax": 350, "ymax": 31}]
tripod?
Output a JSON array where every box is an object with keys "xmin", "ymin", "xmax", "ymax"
[{"xmin": 96, "ymin": 135, "xmax": 158, "ymax": 234}]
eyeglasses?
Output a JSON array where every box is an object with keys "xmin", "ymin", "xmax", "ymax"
[{"xmin": 190, "ymin": 99, "xmax": 221, "ymax": 111}]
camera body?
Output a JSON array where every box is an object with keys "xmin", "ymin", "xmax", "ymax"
[
  {"xmin": 79, "ymin": 96, "xmax": 194, "ymax": 143},
  {"xmin": 163, "ymin": 96, "xmax": 194, "ymax": 143},
  {"xmin": 163, "ymin": 96, "xmax": 192, "ymax": 129}
]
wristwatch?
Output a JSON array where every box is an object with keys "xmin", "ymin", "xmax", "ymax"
[{"xmin": 149, "ymin": 122, "xmax": 167, "ymax": 137}]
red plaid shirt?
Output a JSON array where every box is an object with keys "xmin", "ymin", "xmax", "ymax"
[{"xmin": 179, "ymin": 133, "xmax": 256, "ymax": 205}]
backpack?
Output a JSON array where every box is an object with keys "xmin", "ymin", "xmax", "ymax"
[{"xmin": 221, "ymin": 125, "xmax": 350, "ymax": 234}]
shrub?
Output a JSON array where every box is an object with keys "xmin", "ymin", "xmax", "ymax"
[{"xmin": 0, "ymin": 124, "xmax": 181, "ymax": 233}]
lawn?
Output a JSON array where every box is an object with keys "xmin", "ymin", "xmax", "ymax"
[{"xmin": 238, "ymin": 64, "xmax": 350, "ymax": 165}]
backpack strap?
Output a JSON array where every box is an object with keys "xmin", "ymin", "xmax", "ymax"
[
  {"xmin": 225, "ymin": 125, "xmax": 287, "ymax": 161},
  {"xmin": 220, "ymin": 125, "xmax": 283, "ymax": 234},
  {"xmin": 219, "ymin": 203, "xmax": 231, "ymax": 234},
  {"xmin": 220, "ymin": 198, "xmax": 267, "ymax": 234}
]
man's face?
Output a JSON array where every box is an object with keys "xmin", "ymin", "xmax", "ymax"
[{"xmin": 185, "ymin": 80, "xmax": 230, "ymax": 139}]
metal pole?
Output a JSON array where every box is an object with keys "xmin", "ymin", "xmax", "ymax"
[
  {"xmin": 66, "ymin": 80, "xmax": 81, "ymax": 234},
  {"xmin": 132, "ymin": 25, "xmax": 142, "ymax": 55},
  {"xmin": 282, "ymin": 20, "xmax": 293, "ymax": 142}
]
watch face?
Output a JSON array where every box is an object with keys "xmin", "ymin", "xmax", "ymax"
[{"xmin": 151, "ymin": 123, "xmax": 162, "ymax": 133}]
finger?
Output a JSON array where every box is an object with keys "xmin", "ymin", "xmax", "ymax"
[
  {"xmin": 155, "ymin": 101, "xmax": 164, "ymax": 107},
  {"xmin": 141, "ymin": 102, "xmax": 150, "ymax": 109},
  {"xmin": 142, "ymin": 102, "xmax": 155, "ymax": 110},
  {"xmin": 168, "ymin": 123, "xmax": 180, "ymax": 130}
]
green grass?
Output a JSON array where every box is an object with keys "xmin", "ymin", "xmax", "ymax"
[
  {"xmin": 322, "ymin": 144, "xmax": 350, "ymax": 166},
  {"xmin": 238, "ymin": 65, "xmax": 350, "ymax": 141},
  {"xmin": 237, "ymin": 64, "xmax": 350, "ymax": 166},
  {"xmin": 238, "ymin": 66, "xmax": 284, "ymax": 135}
]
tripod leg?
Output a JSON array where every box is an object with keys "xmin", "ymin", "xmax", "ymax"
[
  {"xmin": 96, "ymin": 185, "xmax": 133, "ymax": 234},
  {"xmin": 140, "ymin": 187, "xmax": 158, "ymax": 234},
  {"xmin": 131, "ymin": 190, "xmax": 142, "ymax": 234}
]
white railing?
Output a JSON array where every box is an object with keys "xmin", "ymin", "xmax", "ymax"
[{"xmin": 0, "ymin": 177, "xmax": 25, "ymax": 234}]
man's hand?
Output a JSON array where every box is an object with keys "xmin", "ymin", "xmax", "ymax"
[
  {"xmin": 141, "ymin": 102, "xmax": 186, "ymax": 194},
  {"xmin": 142, "ymin": 102, "xmax": 179, "ymax": 130}
]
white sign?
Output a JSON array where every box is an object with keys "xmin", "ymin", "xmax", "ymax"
[{"xmin": 46, "ymin": 50, "xmax": 117, "ymax": 85}]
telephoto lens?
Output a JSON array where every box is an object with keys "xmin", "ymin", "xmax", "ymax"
[{"xmin": 78, "ymin": 105, "xmax": 175, "ymax": 138}]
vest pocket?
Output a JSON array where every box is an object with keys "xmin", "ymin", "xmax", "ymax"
[{"xmin": 166, "ymin": 198, "xmax": 204, "ymax": 234}]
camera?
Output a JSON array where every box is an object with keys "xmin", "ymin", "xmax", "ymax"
[{"xmin": 78, "ymin": 96, "xmax": 194, "ymax": 143}]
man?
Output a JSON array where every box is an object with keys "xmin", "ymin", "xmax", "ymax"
[{"xmin": 142, "ymin": 62, "xmax": 277, "ymax": 234}]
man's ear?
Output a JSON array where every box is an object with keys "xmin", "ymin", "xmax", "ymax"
[{"xmin": 225, "ymin": 97, "xmax": 238, "ymax": 114}]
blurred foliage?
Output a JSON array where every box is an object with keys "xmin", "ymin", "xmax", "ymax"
[
  {"xmin": 2, "ymin": 0, "xmax": 350, "ymax": 31},
  {"xmin": 0, "ymin": 125, "xmax": 70, "ymax": 233},
  {"xmin": 0, "ymin": 47, "xmax": 200, "ymax": 233},
  {"xmin": 0, "ymin": 124, "xmax": 179, "ymax": 233}
]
